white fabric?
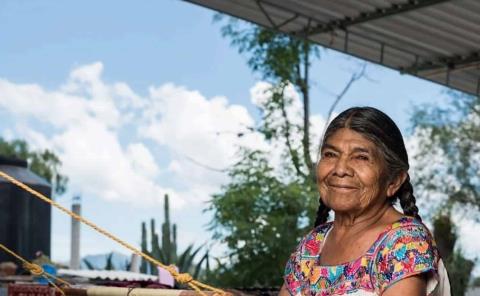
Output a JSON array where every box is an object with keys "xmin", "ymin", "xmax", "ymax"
[{"xmin": 429, "ymin": 259, "xmax": 451, "ymax": 296}]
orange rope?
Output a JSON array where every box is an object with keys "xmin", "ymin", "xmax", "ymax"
[
  {"xmin": 0, "ymin": 243, "xmax": 70, "ymax": 295},
  {"xmin": 0, "ymin": 170, "xmax": 226, "ymax": 296}
]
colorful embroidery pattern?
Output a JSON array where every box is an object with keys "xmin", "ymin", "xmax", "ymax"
[{"xmin": 284, "ymin": 217, "xmax": 439, "ymax": 296}]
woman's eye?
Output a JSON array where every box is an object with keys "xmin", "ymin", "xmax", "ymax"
[
  {"xmin": 355, "ymin": 155, "xmax": 369, "ymax": 161},
  {"xmin": 323, "ymin": 151, "xmax": 336, "ymax": 158}
]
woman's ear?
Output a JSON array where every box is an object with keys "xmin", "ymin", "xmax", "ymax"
[{"xmin": 386, "ymin": 171, "xmax": 407, "ymax": 197}]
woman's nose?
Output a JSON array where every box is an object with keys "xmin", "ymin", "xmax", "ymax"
[{"xmin": 333, "ymin": 157, "xmax": 353, "ymax": 177}]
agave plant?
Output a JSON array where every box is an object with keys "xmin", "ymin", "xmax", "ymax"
[
  {"xmin": 82, "ymin": 258, "xmax": 96, "ymax": 270},
  {"xmin": 82, "ymin": 252, "xmax": 116, "ymax": 270}
]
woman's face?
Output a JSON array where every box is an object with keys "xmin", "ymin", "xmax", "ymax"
[{"xmin": 317, "ymin": 128, "xmax": 389, "ymax": 215}]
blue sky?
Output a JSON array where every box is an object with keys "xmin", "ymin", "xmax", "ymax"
[{"xmin": 3, "ymin": 0, "xmax": 476, "ymax": 269}]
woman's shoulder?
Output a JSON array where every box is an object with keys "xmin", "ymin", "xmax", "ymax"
[
  {"xmin": 374, "ymin": 216, "xmax": 437, "ymax": 262},
  {"xmin": 380, "ymin": 216, "xmax": 435, "ymax": 245},
  {"xmin": 372, "ymin": 216, "xmax": 440, "ymax": 294}
]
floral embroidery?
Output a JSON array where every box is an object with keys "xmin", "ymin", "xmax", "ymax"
[{"xmin": 284, "ymin": 217, "xmax": 439, "ymax": 295}]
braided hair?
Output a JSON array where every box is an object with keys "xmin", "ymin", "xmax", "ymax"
[{"xmin": 313, "ymin": 107, "xmax": 421, "ymax": 227}]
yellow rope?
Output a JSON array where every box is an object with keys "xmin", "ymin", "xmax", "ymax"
[
  {"xmin": 0, "ymin": 243, "xmax": 70, "ymax": 295},
  {"xmin": 0, "ymin": 170, "xmax": 226, "ymax": 296}
]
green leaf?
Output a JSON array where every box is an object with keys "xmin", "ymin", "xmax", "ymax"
[
  {"xmin": 82, "ymin": 258, "xmax": 96, "ymax": 270},
  {"xmin": 193, "ymin": 251, "xmax": 209, "ymax": 279},
  {"xmin": 105, "ymin": 252, "xmax": 114, "ymax": 270}
]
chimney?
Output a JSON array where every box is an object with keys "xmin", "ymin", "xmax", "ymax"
[{"xmin": 70, "ymin": 196, "xmax": 81, "ymax": 269}]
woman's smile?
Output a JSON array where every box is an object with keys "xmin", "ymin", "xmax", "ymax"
[
  {"xmin": 327, "ymin": 182, "xmax": 359, "ymax": 192},
  {"xmin": 317, "ymin": 128, "xmax": 385, "ymax": 213}
]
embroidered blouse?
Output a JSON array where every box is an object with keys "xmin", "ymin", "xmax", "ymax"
[{"xmin": 284, "ymin": 217, "xmax": 444, "ymax": 296}]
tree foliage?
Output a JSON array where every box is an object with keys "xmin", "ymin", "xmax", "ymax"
[
  {"xmin": 207, "ymin": 17, "xmax": 321, "ymax": 288},
  {"xmin": 208, "ymin": 150, "xmax": 312, "ymax": 287},
  {"xmin": 216, "ymin": 15, "xmax": 319, "ymax": 176},
  {"xmin": 432, "ymin": 212, "xmax": 474, "ymax": 296},
  {"xmin": 411, "ymin": 91, "xmax": 480, "ymax": 212},
  {"xmin": 411, "ymin": 91, "xmax": 479, "ymax": 294},
  {"xmin": 209, "ymin": 16, "xmax": 363, "ymax": 288},
  {"xmin": 0, "ymin": 137, "xmax": 68, "ymax": 195}
]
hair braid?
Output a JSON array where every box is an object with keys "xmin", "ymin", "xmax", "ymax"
[
  {"xmin": 398, "ymin": 175, "xmax": 422, "ymax": 221},
  {"xmin": 314, "ymin": 198, "xmax": 331, "ymax": 227}
]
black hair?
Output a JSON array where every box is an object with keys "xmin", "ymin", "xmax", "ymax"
[{"xmin": 314, "ymin": 107, "xmax": 421, "ymax": 226}]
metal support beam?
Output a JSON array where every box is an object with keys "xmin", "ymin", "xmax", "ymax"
[
  {"xmin": 183, "ymin": 0, "xmax": 478, "ymax": 97},
  {"xmin": 476, "ymin": 78, "xmax": 480, "ymax": 96},
  {"xmin": 256, "ymin": 0, "xmax": 311, "ymax": 33},
  {"xmin": 344, "ymin": 30, "xmax": 349, "ymax": 52},
  {"xmin": 276, "ymin": 13, "xmax": 299, "ymax": 30},
  {"xmin": 402, "ymin": 52, "xmax": 480, "ymax": 74},
  {"xmin": 256, "ymin": 0, "xmax": 277, "ymax": 28},
  {"xmin": 293, "ymin": 0, "xmax": 450, "ymax": 37}
]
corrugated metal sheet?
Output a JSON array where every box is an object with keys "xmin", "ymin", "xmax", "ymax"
[
  {"xmin": 58, "ymin": 269, "xmax": 158, "ymax": 282},
  {"xmin": 183, "ymin": 0, "xmax": 480, "ymax": 96}
]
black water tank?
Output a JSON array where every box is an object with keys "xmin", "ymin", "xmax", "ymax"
[{"xmin": 0, "ymin": 156, "xmax": 52, "ymax": 262}]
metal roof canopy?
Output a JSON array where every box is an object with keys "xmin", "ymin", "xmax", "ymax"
[{"xmin": 184, "ymin": 0, "xmax": 480, "ymax": 96}]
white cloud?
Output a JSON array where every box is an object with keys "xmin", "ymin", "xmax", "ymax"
[
  {"xmin": 0, "ymin": 62, "xmax": 333, "ymax": 262},
  {"xmin": 0, "ymin": 66, "xmax": 328, "ymax": 209},
  {"xmin": 248, "ymin": 81, "xmax": 328, "ymax": 177},
  {"xmin": 406, "ymin": 131, "xmax": 451, "ymax": 216},
  {"xmin": 0, "ymin": 63, "xmax": 284, "ymax": 208},
  {"xmin": 51, "ymin": 118, "xmax": 178, "ymax": 206},
  {"xmin": 126, "ymin": 143, "xmax": 160, "ymax": 179},
  {"xmin": 138, "ymin": 82, "xmax": 269, "ymax": 201},
  {"xmin": 0, "ymin": 62, "xmax": 181, "ymax": 207},
  {"xmin": 250, "ymin": 81, "xmax": 304, "ymax": 133},
  {"xmin": 7, "ymin": 61, "xmax": 479, "ymax": 269},
  {"xmin": 0, "ymin": 79, "xmax": 89, "ymax": 128},
  {"xmin": 310, "ymin": 114, "xmax": 328, "ymax": 161}
]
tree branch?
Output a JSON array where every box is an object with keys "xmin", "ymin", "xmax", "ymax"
[
  {"xmin": 277, "ymin": 83, "xmax": 306, "ymax": 178},
  {"xmin": 320, "ymin": 64, "xmax": 367, "ymax": 139},
  {"xmin": 300, "ymin": 41, "xmax": 314, "ymax": 177},
  {"xmin": 175, "ymin": 152, "xmax": 227, "ymax": 173}
]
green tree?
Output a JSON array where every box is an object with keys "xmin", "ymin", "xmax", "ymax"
[
  {"xmin": 208, "ymin": 17, "xmax": 364, "ymax": 287},
  {"xmin": 432, "ymin": 212, "xmax": 474, "ymax": 296},
  {"xmin": 411, "ymin": 91, "xmax": 480, "ymax": 295},
  {"xmin": 411, "ymin": 91, "xmax": 480, "ymax": 212},
  {"xmin": 472, "ymin": 276, "xmax": 480, "ymax": 287},
  {"xmin": 0, "ymin": 138, "xmax": 68, "ymax": 195},
  {"xmin": 216, "ymin": 15, "xmax": 318, "ymax": 178},
  {"xmin": 208, "ymin": 150, "xmax": 308, "ymax": 287}
]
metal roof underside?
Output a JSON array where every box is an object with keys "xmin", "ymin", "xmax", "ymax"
[{"xmin": 184, "ymin": 0, "xmax": 480, "ymax": 96}]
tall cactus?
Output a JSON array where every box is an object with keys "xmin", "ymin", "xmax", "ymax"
[
  {"xmin": 140, "ymin": 194, "xmax": 208, "ymax": 278},
  {"xmin": 172, "ymin": 223, "xmax": 177, "ymax": 262},
  {"xmin": 140, "ymin": 222, "xmax": 148, "ymax": 273},
  {"xmin": 162, "ymin": 194, "xmax": 172, "ymax": 264},
  {"xmin": 149, "ymin": 218, "xmax": 163, "ymax": 275}
]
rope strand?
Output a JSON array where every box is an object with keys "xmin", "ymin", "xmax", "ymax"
[
  {"xmin": 0, "ymin": 243, "xmax": 70, "ymax": 295},
  {"xmin": 0, "ymin": 170, "xmax": 226, "ymax": 296}
]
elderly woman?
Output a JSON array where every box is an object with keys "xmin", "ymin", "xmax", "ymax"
[{"xmin": 280, "ymin": 107, "xmax": 450, "ymax": 296}]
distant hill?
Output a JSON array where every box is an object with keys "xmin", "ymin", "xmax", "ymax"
[{"xmin": 81, "ymin": 252, "xmax": 130, "ymax": 270}]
